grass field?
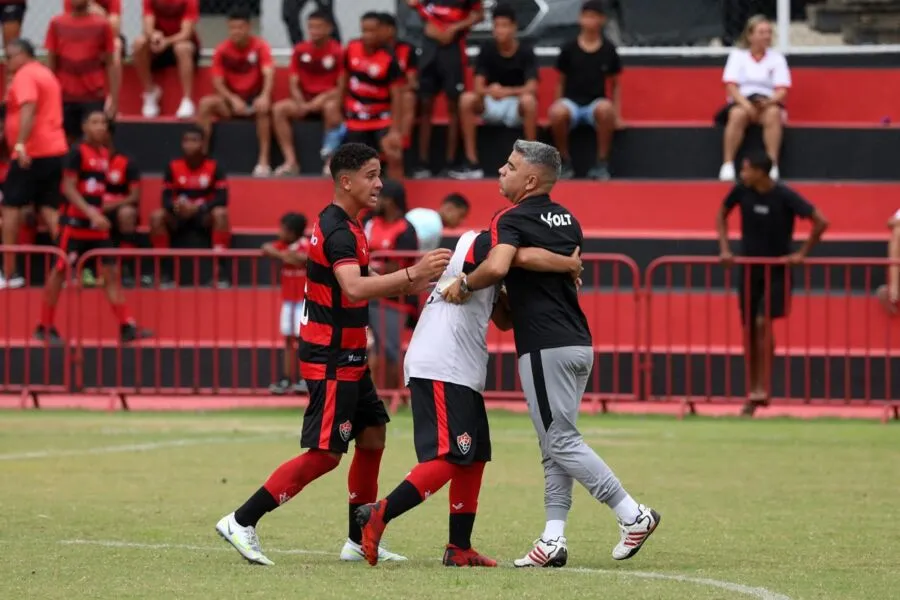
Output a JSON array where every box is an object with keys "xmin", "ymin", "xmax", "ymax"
[{"xmin": 1, "ymin": 409, "xmax": 898, "ymax": 600}]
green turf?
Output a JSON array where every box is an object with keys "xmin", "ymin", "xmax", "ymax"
[{"xmin": 1, "ymin": 410, "xmax": 898, "ymax": 600}]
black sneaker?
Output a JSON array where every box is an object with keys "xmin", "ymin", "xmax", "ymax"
[
  {"xmin": 448, "ymin": 161, "xmax": 484, "ymax": 180},
  {"xmin": 121, "ymin": 323, "xmax": 153, "ymax": 343},
  {"xmin": 269, "ymin": 379, "xmax": 291, "ymax": 395},
  {"xmin": 34, "ymin": 325, "xmax": 64, "ymax": 345},
  {"xmin": 560, "ymin": 160, "xmax": 576, "ymax": 180}
]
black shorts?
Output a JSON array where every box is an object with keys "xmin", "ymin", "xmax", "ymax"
[
  {"xmin": 738, "ymin": 265, "xmax": 792, "ymax": 323},
  {"xmin": 0, "ymin": 3, "xmax": 25, "ymax": 24},
  {"xmin": 714, "ymin": 98, "xmax": 786, "ymax": 126},
  {"xmin": 409, "ymin": 377, "xmax": 491, "ymax": 465},
  {"xmin": 63, "ymin": 100, "xmax": 106, "ymax": 140},
  {"xmin": 151, "ymin": 39, "xmax": 201, "ymax": 72},
  {"xmin": 343, "ymin": 127, "xmax": 388, "ymax": 150},
  {"xmin": 56, "ymin": 228, "xmax": 116, "ymax": 272},
  {"xmin": 3, "ymin": 155, "xmax": 64, "ymax": 210},
  {"xmin": 301, "ymin": 373, "xmax": 391, "ymax": 454},
  {"xmin": 418, "ymin": 39, "xmax": 467, "ymax": 101}
]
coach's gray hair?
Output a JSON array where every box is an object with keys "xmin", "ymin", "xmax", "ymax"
[{"xmin": 513, "ymin": 139, "xmax": 561, "ymax": 184}]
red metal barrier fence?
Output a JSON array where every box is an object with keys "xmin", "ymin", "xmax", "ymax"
[{"xmin": 1, "ymin": 247, "xmax": 898, "ymax": 413}]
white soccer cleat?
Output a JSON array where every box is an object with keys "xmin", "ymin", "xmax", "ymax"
[
  {"xmin": 612, "ymin": 504, "xmax": 661, "ymax": 560},
  {"xmin": 769, "ymin": 165, "xmax": 780, "ymax": 180},
  {"xmin": 175, "ymin": 97, "xmax": 196, "ymax": 119},
  {"xmin": 340, "ymin": 539, "xmax": 408, "ymax": 562},
  {"xmin": 215, "ymin": 512, "xmax": 275, "ymax": 566},
  {"xmin": 513, "ymin": 536, "xmax": 568, "ymax": 568},
  {"xmin": 718, "ymin": 162, "xmax": 736, "ymax": 182}
]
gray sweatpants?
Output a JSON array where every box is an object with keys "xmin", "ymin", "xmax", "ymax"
[{"xmin": 518, "ymin": 346, "xmax": 627, "ymax": 522}]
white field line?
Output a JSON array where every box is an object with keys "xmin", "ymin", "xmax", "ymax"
[{"xmin": 58, "ymin": 539, "xmax": 792, "ymax": 600}]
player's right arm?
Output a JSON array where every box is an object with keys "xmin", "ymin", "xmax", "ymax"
[
  {"xmin": 161, "ymin": 162, "xmax": 176, "ymax": 211},
  {"xmin": 62, "ymin": 147, "xmax": 109, "ymax": 230},
  {"xmin": 716, "ymin": 186, "xmax": 740, "ymax": 266},
  {"xmin": 141, "ymin": 0, "xmax": 156, "ymax": 37},
  {"xmin": 512, "ymin": 246, "xmax": 581, "ymax": 275}
]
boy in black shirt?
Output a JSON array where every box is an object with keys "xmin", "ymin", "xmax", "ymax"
[
  {"xmin": 716, "ymin": 151, "xmax": 829, "ymax": 415},
  {"xmin": 549, "ymin": 1, "xmax": 622, "ymax": 181},
  {"xmin": 450, "ymin": 5, "xmax": 538, "ymax": 180}
]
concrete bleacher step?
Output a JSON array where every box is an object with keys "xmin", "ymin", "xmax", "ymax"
[{"xmin": 807, "ymin": 0, "xmax": 900, "ymax": 33}]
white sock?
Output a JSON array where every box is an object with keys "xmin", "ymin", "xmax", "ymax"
[
  {"xmin": 542, "ymin": 520, "xmax": 566, "ymax": 540},
  {"xmin": 611, "ymin": 494, "xmax": 642, "ymax": 524}
]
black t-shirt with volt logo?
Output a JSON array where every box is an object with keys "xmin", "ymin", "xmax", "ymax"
[{"xmin": 489, "ymin": 194, "xmax": 592, "ymax": 356}]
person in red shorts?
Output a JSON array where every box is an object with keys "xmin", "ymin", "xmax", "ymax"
[
  {"xmin": 378, "ymin": 13, "xmax": 418, "ymax": 159},
  {"xmin": 197, "ymin": 8, "xmax": 275, "ymax": 176},
  {"xmin": 0, "ymin": 0, "xmax": 26, "ymax": 47},
  {"xmin": 263, "ymin": 212, "xmax": 310, "ymax": 395},
  {"xmin": 2, "ymin": 40, "xmax": 68, "ymax": 289},
  {"xmin": 62, "ymin": 0, "xmax": 125, "ymax": 108},
  {"xmin": 339, "ymin": 13, "xmax": 406, "ymax": 180},
  {"xmin": 133, "ymin": 0, "xmax": 200, "ymax": 119},
  {"xmin": 215, "ymin": 143, "xmax": 451, "ymax": 566},
  {"xmin": 272, "ymin": 9, "xmax": 343, "ymax": 176},
  {"xmin": 148, "ymin": 126, "xmax": 231, "ymax": 288},
  {"xmin": 46, "ymin": 0, "xmax": 119, "ymax": 143},
  {"xmin": 35, "ymin": 111, "xmax": 151, "ymax": 344}
]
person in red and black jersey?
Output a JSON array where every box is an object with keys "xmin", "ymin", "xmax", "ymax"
[
  {"xmin": 46, "ymin": 0, "xmax": 120, "ymax": 143},
  {"xmin": 63, "ymin": 0, "xmax": 125, "ymax": 98},
  {"xmin": 377, "ymin": 13, "xmax": 418, "ymax": 158},
  {"xmin": 363, "ymin": 179, "xmax": 418, "ymax": 392},
  {"xmin": 103, "ymin": 133, "xmax": 142, "ymax": 286},
  {"xmin": 198, "ymin": 8, "xmax": 275, "ymax": 176},
  {"xmin": 133, "ymin": 0, "xmax": 200, "ymax": 119},
  {"xmin": 407, "ymin": 0, "xmax": 483, "ymax": 179},
  {"xmin": 263, "ymin": 212, "xmax": 310, "ymax": 396},
  {"xmin": 339, "ymin": 13, "xmax": 406, "ymax": 180},
  {"xmin": 148, "ymin": 126, "xmax": 231, "ymax": 288},
  {"xmin": 35, "ymin": 111, "xmax": 151, "ymax": 344},
  {"xmin": 215, "ymin": 143, "xmax": 451, "ymax": 567},
  {"xmin": 273, "ymin": 10, "xmax": 343, "ymax": 176},
  {"xmin": 0, "ymin": 0, "xmax": 26, "ymax": 46}
]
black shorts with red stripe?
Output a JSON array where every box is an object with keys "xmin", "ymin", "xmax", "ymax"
[
  {"xmin": 409, "ymin": 377, "xmax": 491, "ymax": 466},
  {"xmin": 56, "ymin": 226, "xmax": 116, "ymax": 271},
  {"xmin": 301, "ymin": 372, "xmax": 390, "ymax": 454}
]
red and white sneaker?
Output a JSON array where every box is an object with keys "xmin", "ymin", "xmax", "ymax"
[
  {"xmin": 442, "ymin": 544, "xmax": 498, "ymax": 567},
  {"xmin": 612, "ymin": 505, "xmax": 661, "ymax": 560},
  {"xmin": 513, "ymin": 536, "xmax": 568, "ymax": 568}
]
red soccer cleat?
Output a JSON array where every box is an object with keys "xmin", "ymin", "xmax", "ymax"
[
  {"xmin": 442, "ymin": 544, "xmax": 498, "ymax": 567},
  {"xmin": 354, "ymin": 501, "xmax": 388, "ymax": 566}
]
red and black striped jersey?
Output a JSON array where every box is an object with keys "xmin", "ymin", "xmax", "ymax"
[
  {"xmin": 393, "ymin": 40, "xmax": 418, "ymax": 77},
  {"xmin": 343, "ymin": 39, "xmax": 404, "ymax": 132},
  {"xmin": 104, "ymin": 152, "xmax": 140, "ymax": 201},
  {"xmin": 162, "ymin": 157, "xmax": 228, "ymax": 211},
  {"xmin": 299, "ymin": 204, "xmax": 371, "ymax": 382},
  {"xmin": 61, "ymin": 142, "xmax": 109, "ymax": 237}
]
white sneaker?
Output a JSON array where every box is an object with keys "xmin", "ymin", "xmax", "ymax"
[
  {"xmin": 252, "ymin": 164, "xmax": 272, "ymax": 178},
  {"xmin": 175, "ymin": 97, "xmax": 195, "ymax": 119},
  {"xmin": 340, "ymin": 539, "xmax": 407, "ymax": 562},
  {"xmin": 718, "ymin": 162, "xmax": 736, "ymax": 182},
  {"xmin": 0, "ymin": 273, "xmax": 24, "ymax": 290},
  {"xmin": 612, "ymin": 504, "xmax": 661, "ymax": 560},
  {"xmin": 513, "ymin": 536, "xmax": 568, "ymax": 568},
  {"xmin": 141, "ymin": 88, "xmax": 161, "ymax": 118},
  {"xmin": 215, "ymin": 512, "xmax": 274, "ymax": 566},
  {"xmin": 769, "ymin": 165, "xmax": 780, "ymax": 180}
]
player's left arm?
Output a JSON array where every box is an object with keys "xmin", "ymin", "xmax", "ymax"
[
  {"xmin": 259, "ymin": 42, "xmax": 276, "ymax": 103},
  {"xmin": 791, "ymin": 193, "xmax": 828, "ymax": 260},
  {"xmin": 512, "ymin": 246, "xmax": 580, "ymax": 274},
  {"xmin": 166, "ymin": 0, "xmax": 197, "ymax": 45},
  {"xmin": 388, "ymin": 59, "xmax": 406, "ymax": 137},
  {"xmin": 104, "ymin": 22, "xmax": 120, "ymax": 115}
]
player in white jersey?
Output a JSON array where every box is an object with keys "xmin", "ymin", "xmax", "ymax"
[{"xmin": 354, "ymin": 229, "xmax": 582, "ymax": 567}]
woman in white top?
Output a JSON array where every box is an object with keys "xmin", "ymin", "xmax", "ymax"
[{"xmin": 716, "ymin": 15, "xmax": 791, "ymax": 182}]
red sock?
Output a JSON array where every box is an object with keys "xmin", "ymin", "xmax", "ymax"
[
  {"xmin": 347, "ymin": 447, "xmax": 384, "ymax": 543},
  {"xmin": 405, "ymin": 459, "xmax": 456, "ymax": 499},
  {"xmin": 109, "ymin": 302, "xmax": 134, "ymax": 326},
  {"xmin": 263, "ymin": 450, "xmax": 340, "ymax": 505},
  {"xmin": 450, "ymin": 461, "xmax": 486, "ymax": 514},
  {"xmin": 211, "ymin": 229, "xmax": 231, "ymax": 251},
  {"xmin": 40, "ymin": 301, "xmax": 57, "ymax": 328},
  {"xmin": 150, "ymin": 233, "xmax": 169, "ymax": 249}
]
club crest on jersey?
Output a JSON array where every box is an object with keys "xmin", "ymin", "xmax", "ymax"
[
  {"xmin": 456, "ymin": 432, "xmax": 472, "ymax": 455},
  {"xmin": 322, "ymin": 55, "xmax": 335, "ymax": 70},
  {"xmin": 339, "ymin": 420, "xmax": 353, "ymax": 442}
]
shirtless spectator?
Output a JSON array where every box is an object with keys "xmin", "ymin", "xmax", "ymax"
[
  {"xmin": 133, "ymin": 0, "xmax": 200, "ymax": 119},
  {"xmin": 716, "ymin": 15, "xmax": 790, "ymax": 182},
  {"xmin": 272, "ymin": 10, "xmax": 343, "ymax": 176},
  {"xmin": 877, "ymin": 210, "xmax": 900, "ymax": 316}
]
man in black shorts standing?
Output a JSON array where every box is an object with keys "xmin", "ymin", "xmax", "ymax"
[
  {"xmin": 409, "ymin": 0, "xmax": 483, "ymax": 178},
  {"xmin": 717, "ymin": 151, "xmax": 829, "ymax": 415},
  {"xmin": 215, "ymin": 143, "xmax": 451, "ymax": 567}
]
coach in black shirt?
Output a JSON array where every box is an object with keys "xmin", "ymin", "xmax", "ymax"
[
  {"xmin": 443, "ymin": 139, "xmax": 661, "ymax": 567},
  {"xmin": 450, "ymin": 5, "xmax": 538, "ymax": 180},
  {"xmin": 716, "ymin": 151, "xmax": 828, "ymax": 416},
  {"xmin": 549, "ymin": 0, "xmax": 622, "ymax": 181}
]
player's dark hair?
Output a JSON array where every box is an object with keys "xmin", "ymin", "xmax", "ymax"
[
  {"xmin": 377, "ymin": 12, "xmax": 397, "ymax": 28},
  {"xmin": 281, "ymin": 212, "xmax": 308, "ymax": 238},
  {"xmin": 744, "ymin": 150, "xmax": 773, "ymax": 175},
  {"xmin": 361, "ymin": 11, "xmax": 381, "ymax": 23},
  {"xmin": 183, "ymin": 124, "xmax": 205, "ymax": 139},
  {"xmin": 492, "ymin": 4, "xmax": 517, "ymax": 23},
  {"xmin": 380, "ymin": 179, "xmax": 407, "ymax": 213},
  {"xmin": 442, "ymin": 193, "xmax": 470, "ymax": 211},
  {"xmin": 227, "ymin": 7, "xmax": 252, "ymax": 22},
  {"xmin": 581, "ymin": 0, "xmax": 606, "ymax": 15},
  {"xmin": 330, "ymin": 143, "xmax": 380, "ymax": 182},
  {"xmin": 307, "ymin": 9, "xmax": 332, "ymax": 23},
  {"xmin": 8, "ymin": 38, "xmax": 35, "ymax": 58}
]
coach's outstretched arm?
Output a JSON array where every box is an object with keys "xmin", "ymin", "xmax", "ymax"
[
  {"xmin": 514, "ymin": 246, "xmax": 582, "ymax": 278},
  {"xmin": 334, "ymin": 247, "xmax": 451, "ymax": 303}
]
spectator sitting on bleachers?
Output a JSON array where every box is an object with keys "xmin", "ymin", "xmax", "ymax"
[
  {"xmin": 102, "ymin": 131, "xmax": 142, "ymax": 286},
  {"xmin": 63, "ymin": 1, "xmax": 125, "ymax": 100},
  {"xmin": 378, "ymin": 13, "xmax": 418, "ymax": 164},
  {"xmin": 548, "ymin": 0, "xmax": 622, "ymax": 181},
  {"xmin": 405, "ymin": 192, "xmax": 470, "ymax": 251},
  {"xmin": 272, "ymin": 10, "xmax": 343, "ymax": 176},
  {"xmin": 133, "ymin": 0, "xmax": 200, "ymax": 119},
  {"xmin": 197, "ymin": 9, "xmax": 275, "ymax": 177},
  {"xmin": 716, "ymin": 15, "xmax": 790, "ymax": 182},
  {"xmin": 451, "ymin": 4, "xmax": 538, "ymax": 180},
  {"xmin": 877, "ymin": 210, "xmax": 900, "ymax": 316}
]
